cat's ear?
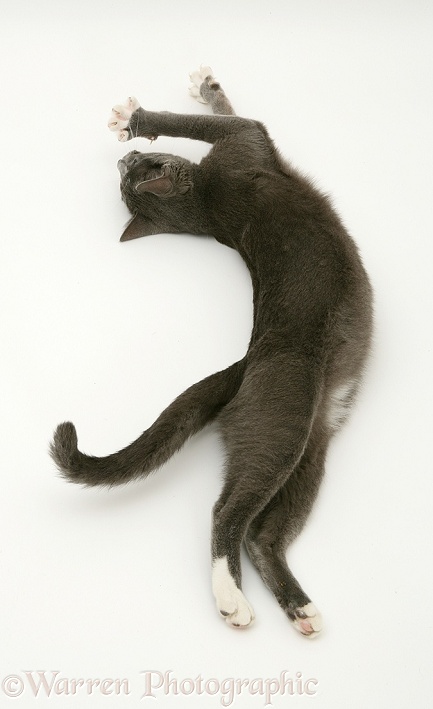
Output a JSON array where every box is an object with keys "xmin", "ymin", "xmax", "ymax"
[
  {"xmin": 135, "ymin": 165, "xmax": 173, "ymax": 197},
  {"xmin": 136, "ymin": 175, "xmax": 172, "ymax": 196},
  {"xmin": 135, "ymin": 164, "xmax": 190, "ymax": 197},
  {"xmin": 120, "ymin": 214, "xmax": 160, "ymax": 241}
]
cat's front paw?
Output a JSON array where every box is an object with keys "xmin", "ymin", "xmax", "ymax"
[
  {"xmin": 189, "ymin": 65, "xmax": 215, "ymax": 104},
  {"xmin": 108, "ymin": 97, "xmax": 141, "ymax": 142}
]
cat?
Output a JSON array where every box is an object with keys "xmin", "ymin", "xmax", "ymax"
[{"xmin": 50, "ymin": 66, "xmax": 373, "ymax": 635}]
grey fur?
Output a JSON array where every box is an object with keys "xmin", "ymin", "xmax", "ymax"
[{"xmin": 50, "ymin": 71, "xmax": 373, "ymax": 628}]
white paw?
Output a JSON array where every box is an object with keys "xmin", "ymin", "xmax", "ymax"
[
  {"xmin": 212, "ymin": 557, "xmax": 255, "ymax": 628},
  {"xmin": 291, "ymin": 602, "xmax": 322, "ymax": 638},
  {"xmin": 107, "ymin": 97, "xmax": 140, "ymax": 141},
  {"xmin": 189, "ymin": 65, "xmax": 214, "ymax": 104}
]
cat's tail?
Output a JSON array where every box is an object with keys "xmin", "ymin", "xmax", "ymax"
[{"xmin": 50, "ymin": 359, "xmax": 246, "ymax": 487}]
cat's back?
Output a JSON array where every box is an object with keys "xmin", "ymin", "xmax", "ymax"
[
  {"xmin": 245, "ymin": 167, "xmax": 367, "ymax": 286},
  {"xmin": 200, "ymin": 141, "xmax": 371, "ymax": 335}
]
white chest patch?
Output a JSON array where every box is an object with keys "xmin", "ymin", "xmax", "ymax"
[{"xmin": 326, "ymin": 380, "xmax": 357, "ymax": 431}]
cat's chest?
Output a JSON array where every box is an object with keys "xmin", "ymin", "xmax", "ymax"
[{"xmin": 202, "ymin": 169, "xmax": 255, "ymax": 232}]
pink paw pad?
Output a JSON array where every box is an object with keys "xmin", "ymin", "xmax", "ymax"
[{"xmin": 292, "ymin": 602, "xmax": 322, "ymax": 638}]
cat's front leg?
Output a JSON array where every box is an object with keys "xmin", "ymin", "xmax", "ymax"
[{"xmin": 108, "ymin": 89, "xmax": 263, "ymax": 145}]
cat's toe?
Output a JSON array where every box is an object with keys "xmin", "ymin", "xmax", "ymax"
[
  {"xmin": 126, "ymin": 96, "xmax": 140, "ymax": 112},
  {"xmin": 111, "ymin": 104, "xmax": 133, "ymax": 120},
  {"xmin": 108, "ymin": 116, "xmax": 130, "ymax": 132},
  {"xmin": 290, "ymin": 602, "xmax": 322, "ymax": 637},
  {"xmin": 188, "ymin": 85, "xmax": 207, "ymax": 103},
  {"xmin": 199, "ymin": 65, "xmax": 214, "ymax": 82},
  {"xmin": 117, "ymin": 130, "xmax": 131, "ymax": 143}
]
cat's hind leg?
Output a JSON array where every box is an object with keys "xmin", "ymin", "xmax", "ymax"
[
  {"xmin": 189, "ymin": 65, "xmax": 236, "ymax": 115},
  {"xmin": 245, "ymin": 420, "xmax": 330, "ymax": 637},
  {"xmin": 211, "ymin": 340, "xmax": 322, "ymax": 628}
]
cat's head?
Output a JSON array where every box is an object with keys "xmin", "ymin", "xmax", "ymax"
[{"xmin": 117, "ymin": 151, "xmax": 195, "ymax": 241}]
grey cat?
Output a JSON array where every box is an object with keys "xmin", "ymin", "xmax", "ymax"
[{"xmin": 51, "ymin": 66, "xmax": 373, "ymax": 635}]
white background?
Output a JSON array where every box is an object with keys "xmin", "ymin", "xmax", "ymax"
[{"xmin": 1, "ymin": 1, "xmax": 432, "ymax": 707}]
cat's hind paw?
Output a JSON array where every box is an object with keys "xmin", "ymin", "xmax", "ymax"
[
  {"xmin": 290, "ymin": 602, "xmax": 322, "ymax": 638},
  {"xmin": 217, "ymin": 586, "xmax": 255, "ymax": 629},
  {"xmin": 212, "ymin": 556, "xmax": 255, "ymax": 629},
  {"xmin": 189, "ymin": 65, "xmax": 214, "ymax": 104},
  {"xmin": 108, "ymin": 97, "xmax": 141, "ymax": 141}
]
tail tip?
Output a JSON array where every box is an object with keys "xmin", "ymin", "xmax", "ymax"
[{"xmin": 50, "ymin": 421, "xmax": 78, "ymax": 475}]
